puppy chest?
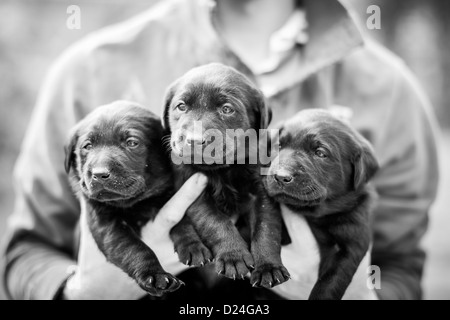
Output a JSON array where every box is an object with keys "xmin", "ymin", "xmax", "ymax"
[{"xmin": 205, "ymin": 181, "xmax": 253, "ymax": 216}]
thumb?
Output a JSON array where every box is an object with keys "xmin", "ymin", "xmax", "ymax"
[
  {"xmin": 152, "ymin": 173, "xmax": 208, "ymax": 231},
  {"xmin": 281, "ymin": 204, "xmax": 316, "ymax": 249}
]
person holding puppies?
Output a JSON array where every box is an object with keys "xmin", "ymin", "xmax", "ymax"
[{"xmin": 1, "ymin": 0, "xmax": 439, "ymax": 300}]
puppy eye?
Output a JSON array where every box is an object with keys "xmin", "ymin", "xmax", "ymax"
[
  {"xmin": 176, "ymin": 102, "xmax": 187, "ymax": 112},
  {"xmin": 221, "ymin": 104, "xmax": 234, "ymax": 115},
  {"xmin": 126, "ymin": 138, "xmax": 140, "ymax": 148},
  {"xmin": 315, "ymin": 148, "xmax": 327, "ymax": 158},
  {"xmin": 83, "ymin": 142, "xmax": 92, "ymax": 151}
]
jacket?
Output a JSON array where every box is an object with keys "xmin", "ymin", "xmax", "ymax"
[{"xmin": 1, "ymin": 0, "xmax": 439, "ymax": 300}]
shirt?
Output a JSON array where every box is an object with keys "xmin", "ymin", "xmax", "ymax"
[{"xmin": 1, "ymin": 0, "xmax": 440, "ymax": 300}]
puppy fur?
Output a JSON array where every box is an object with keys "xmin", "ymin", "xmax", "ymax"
[
  {"xmin": 264, "ymin": 109, "xmax": 379, "ymax": 300},
  {"xmin": 65, "ymin": 101, "xmax": 181, "ymax": 296},
  {"xmin": 163, "ymin": 63, "xmax": 290, "ymax": 288}
]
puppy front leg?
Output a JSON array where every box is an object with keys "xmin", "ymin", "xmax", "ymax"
[
  {"xmin": 86, "ymin": 203, "xmax": 183, "ymax": 297},
  {"xmin": 170, "ymin": 215, "xmax": 213, "ymax": 267},
  {"xmin": 249, "ymin": 191, "xmax": 290, "ymax": 288},
  {"xmin": 186, "ymin": 199, "xmax": 255, "ymax": 280},
  {"xmin": 308, "ymin": 215, "xmax": 371, "ymax": 300}
]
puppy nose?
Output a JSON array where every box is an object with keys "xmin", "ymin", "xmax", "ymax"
[
  {"xmin": 92, "ymin": 168, "xmax": 111, "ymax": 181},
  {"xmin": 274, "ymin": 170, "xmax": 294, "ymax": 184}
]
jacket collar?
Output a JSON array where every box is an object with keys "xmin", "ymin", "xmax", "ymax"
[
  {"xmin": 188, "ymin": 0, "xmax": 364, "ymax": 86},
  {"xmin": 301, "ymin": 0, "xmax": 364, "ymax": 80}
]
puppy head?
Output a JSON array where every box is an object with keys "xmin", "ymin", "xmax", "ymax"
[
  {"xmin": 264, "ymin": 109, "xmax": 379, "ymax": 208},
  {"xmin": 65, "ymin": 101, "xmax": 170, "ymax": 207},
  {"xmin": 162, "ymin": 63, "xmax": 270, "ymax": 167}
]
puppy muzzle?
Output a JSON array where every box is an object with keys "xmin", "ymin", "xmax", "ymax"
[
  {"xmin": 265, "ymin": 160, "xmax": 326, "ymax": 205},
  {"xmin": 81, "ymin": 161, "xmax": 145, "ymax": 201},
  {"xmin": 171, "ymin": 129, "xmax": 239, "ymax": 165}
]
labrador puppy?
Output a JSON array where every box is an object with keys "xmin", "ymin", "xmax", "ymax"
[
  {"xmin": 65, "ymin": 101, "xmax": 182, "ymax": 296},
  {"xmin": 163, "ymin": 63, "xmax": 290, "ymax": 288},
  {"xmin": 264, "ymin": 109, "xmax": 379, "ymax": 300}
]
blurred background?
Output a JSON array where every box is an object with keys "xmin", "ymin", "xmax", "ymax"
[{"xmin": 0, "ymin": 0, "xmax": 448, "ymax": 299}]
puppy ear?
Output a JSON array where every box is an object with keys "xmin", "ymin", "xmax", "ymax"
[
  {"xmin": 64, "ymin": 130, "xmax": 79, "ymax": 174},
  {"xmin": 162, "ymin": 80, "xmax": 180, "ymax": 132},
  {"xmin": 251, "ymin": 88, "xmax": 270, "ymax": 130},
  {"xmin": 352, "ymin": 141, "xmax": 379, "ymax": 190},
  {"xmin": 267, "ymin": 108, "xmax": 273, "ymax": 127}
]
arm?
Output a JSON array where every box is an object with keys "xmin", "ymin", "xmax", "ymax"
[
  {"xmin": 1, "ymin": 48, "xmax": 87, "ymax": 300},
  {"xmin": 371, "ymin": 66, "xmax": 440, "ymax": 300},
  {"xmin": 86, "ymin": 201, "xmax": 183, "ymax": 297},
  {"xmin": 270, "ymin": 61, "xmax": 439, "ymax": 301},
  {"xmin": 62, "ymin": 174, "xmax": 207, "ymax": 300},
  {"xmin": 0, "ymin": 41, "xmax": 206, "ymax": 299}
]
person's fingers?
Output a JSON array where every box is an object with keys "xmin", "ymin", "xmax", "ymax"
[
  {"xmin": 78, "ymin": 200, "xmax": 106, "ymax": 263},
  {"xmin": 152, "ymin": 173, "xmax": 208, "ymax": 231},
  {"xmin": 281, "ymin": 204, "xmax": 316, "ymax": 248}
]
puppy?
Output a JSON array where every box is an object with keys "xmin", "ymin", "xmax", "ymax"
[
  {"xmin": 163, "ymin": 63, "xmax": 290, "ymax": 288},
  {"xmin": 264, "ymin": 109, "xmax": 379, "ymax": 300},
  {"xmin": 65, "ymin": 101, "xmax": 182, "ymax": 296}
]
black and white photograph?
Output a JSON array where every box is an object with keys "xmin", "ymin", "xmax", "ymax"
[{"xmin": 0, "ymin": 0, "xmax": 449, "ymax": 303}]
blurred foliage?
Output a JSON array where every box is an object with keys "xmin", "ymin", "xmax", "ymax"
[{"xmin": 0, "ymin": 0, "xmax": 449, "ymax": 299}]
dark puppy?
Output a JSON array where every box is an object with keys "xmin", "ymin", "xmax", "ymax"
[
  {"xmin": 264, "ymin": 109, "xmax": 379, "ymax": 300},
  {"xmin": 65, "ymin": 101, "xmax": 182, "ymax": 296},
  {"xmin": 163, "ymin": 63, "xmax": 290, "ymax": 288}
]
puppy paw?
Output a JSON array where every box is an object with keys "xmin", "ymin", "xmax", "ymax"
[
  {"xmin": 176, "ymin": 242, "xmax": 213, "ymax": 267},
  {"xmin": 250, "ymin": 264, "xmax": 291, "ymax": 288},
  {"xmin": 137, "ymin": 273, "xmax": 184, "ymax": 297},
  {"xmin": 215, "ymin": 249, "xmax": 255, "ymax": 280}
]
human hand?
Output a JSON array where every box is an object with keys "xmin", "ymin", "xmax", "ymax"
[
  {"xmin": 63, "ymin": 173, "xmax": 208, "ymax": 300},
  {"xmin": 271, "ymin": 205, "xmax": 379, "ymax": 300}
]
